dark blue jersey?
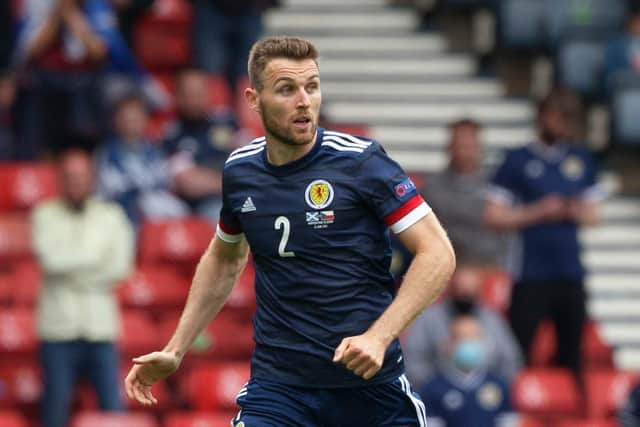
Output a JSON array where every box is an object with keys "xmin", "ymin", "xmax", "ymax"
[
  {"xmin": 217, "ymin": 128, "xmax": 431, "ymax": 388},
  {"xmin": 488, "ymin": 142, "xmax": 601, "ymax": 283},
  {"xmin": 419, "ymin": 368, "xmax": 513, "ymax": 427}
]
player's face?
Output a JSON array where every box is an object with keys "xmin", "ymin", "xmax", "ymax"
[{"xmin": 251, "ymin": 58, "xmax": 321, "ymax": 147}]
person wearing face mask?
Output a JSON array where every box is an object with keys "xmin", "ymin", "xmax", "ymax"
[
  {"xmin": 404, "ymin": 265, "xmax": 522, "ymax": 390},
  {"xmin": 419, "ymin": 315, "xmax": 517, "ymax": 427}
]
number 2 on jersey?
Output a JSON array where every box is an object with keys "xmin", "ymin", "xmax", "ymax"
[{"xmin": 274, "ymin": 216, "xmax": 295, "ymax": 257}]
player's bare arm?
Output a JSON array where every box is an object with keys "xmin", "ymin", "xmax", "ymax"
[
  {"xmin": 124, "ymin": 234, "xmax": 249, "ymax": 406},
  {"xmin": 333, "ymin": 213, "xmax": 456, "ymax": 380}
]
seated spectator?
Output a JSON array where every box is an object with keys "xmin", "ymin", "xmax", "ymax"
[
  {"xmin": 96, "ymin": 93, "xmax": 188, "ymax": 226},
  {"xmin": 31, "ymin": 149, "xmax": 134, "ymax": 427},
  {"xmin": 162, "ymin": 69, "xmax": 238, "ymax": 223},
  {"xmin": 620, "ymin": 382, "xmax": 640, "ymax": 427},
  {"xmin": 420, "ymin": 315, "xmax": 517, "ymax": 427},
  {"xmin": 604, "ymin": 8, "xmax": 640, "ymax": 93},
  {"xmin": 423, "ymin": 118, "xmax": 509, "ymax": 267},
  {"xmin": 405, "ymin": 265, "xmax": 522, "ymax": 390}
]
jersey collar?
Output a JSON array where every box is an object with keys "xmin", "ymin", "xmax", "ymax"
[{"xmin": 262, "ymin": 127, "xmax": 325, "ymax": 176}]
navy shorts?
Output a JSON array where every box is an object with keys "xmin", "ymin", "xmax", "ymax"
[{"xmin": 231, "ymin": 373, "xmax": 427, "ymax": 427}]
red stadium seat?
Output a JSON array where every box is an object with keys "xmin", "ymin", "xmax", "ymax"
[
  {"xmin": 0, "ymin": 411, "xmax": 29, "ymax": 427},
  {"xmin": 0, "ymin": 163, "xmax": 58, "ymax": 211},
  {"xmin": 479, "ymin": 268, "xmax": 512, "ymax": 314},
  {"xmin": 556, "ymin": 420, "xmax": 616, "ymax": 427},
  {"xmin": 0, "ymin": 363, "xmax": 42, "ymax": 407},
  {"xmin": 71, "ymin": 411, "xmax": 159, "ymax": 427},
  {"xmin": 223, "ymin": 262, "xmax": 256, "ymax": 320},
  {"xmin": 0, "ymin": 307, "xmax": 37, "ymax": 355},
  {"xmin": 118, "ymin": 266, "xmax": 189, "ymax": 313},
  {"xmin": 159, "ymin": 311, "xmax": 253, "ymax": 360},
  {"xmin": 138, "ymin": 218, "xmax": 215, "ymax": 271},
  {"xmin": 518, "ymin": 416, "xmax": 546, "ymax": 427},
  {"xmin": 0, "ymin": 214, "xmax": 32, "ymax": 261},
  {"xmin": 10, "ymin": 261, "xmax": 41, "ymax": 307},
  {"xmin": 530, "ymin": 320, "xmax": 613, "ymax": 368},
  {"xmin": 134, "ymin": 0, "xmax": 191, "ymax": 69},
  {"xmin": 512, "ymin": 368, "xmax": 580, "ymax": 417},
  {"xmin": 119, "ymin": 310, "xmax": 162, "ymax": 358},
  {"xmin": 165, "ymin": 412, "xmax": 235, "ymax": 427},
  {"xmin": 586, "ymin": 370, "xmax": 639, "ymax": 419},
  {"xmin": 183, "ymin": 362, "xmax": 250, "ymax": 411}
]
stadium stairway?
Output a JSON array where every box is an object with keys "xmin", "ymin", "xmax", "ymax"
[{"xmin": 266, "ymin": 0, "xmax": 640, "ymax": 372}]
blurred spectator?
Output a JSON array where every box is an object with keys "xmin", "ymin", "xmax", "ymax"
[
  {"xmin": 0, "ymin": 71, "xmax": 16, "ymax": 159},
  {"xmin": 404, "ymin": 265, "xmax": 522, "ymax": 390},
  {"xmin": 31, "ymin": 149, "xmax": 134, "ymax": 427},
  {"xmin": 96, "ymin": 93, "xmax": 188, "ymax": 226},
  {"xmin": 109, "ymin": 0, "xmax": 154, "ymax": 47},
  {"xmin": 620, "ymin": 382, "xmax": 640, "ymax": 427},
  {"xmin": 162, "ymin": 69, "xmax": 238, "ymax": 223},
  {"xmin": 604, "ymin": 8, "xmax": 640, "ymax": 93},
  {"xmin": 419, "ymin": 315, "xmax": 517, "ymax": 427},
  {"xmin": 484, "ymin": 89, "xmax": 602, "ymax": 380},
  {"xmin": 14, "ymin": 0, "xmax": 167, "ymax": 158},
  {"xmin": 423, "ymin": 119, "xmax": 510, "ymax": 267},
  {"xmin": 14, "ymin": 0, "xmax": 111, "ymax": 157},
  {"xmin": 193, "ymin": 0, "xmax": 278, "ymax": 90}
]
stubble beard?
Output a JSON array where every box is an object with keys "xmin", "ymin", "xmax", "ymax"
[{"xmin": 260, "ymin": 103, "xmax": 316, "ymax": 147}]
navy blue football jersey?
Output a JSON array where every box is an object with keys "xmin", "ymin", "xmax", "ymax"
[
  {"xmin": 217, "ymin": 128, "xmax": 431, "ymax": 388},
  {"xmin": 488, "ymin": 142, "xmax": 601, "ymax": 283}
]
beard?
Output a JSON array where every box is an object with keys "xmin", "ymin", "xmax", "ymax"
[{"xmin": 259, "ymin": 101, "xmax": 317, "ymax": 147}]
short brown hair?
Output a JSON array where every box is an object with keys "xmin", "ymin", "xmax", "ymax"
[{"xmin": 248, "ymin": 36, "xmax": 319, "ymax": 91}]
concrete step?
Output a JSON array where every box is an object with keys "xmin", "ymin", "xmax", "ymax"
[
  {"xmin": 372, "ymin": 125, "xmax": 534, "ymax": 149},
  {"xmin": 589, "ymin": 299, "xmax": 640, "ymax": 320},
  {"xmin": 602, "ymin": 198, "xmax": 640, "ymax": 221},
  {"xmin": 614, "ymin": 348, "xmax": 640, "ymax": 371},
  {"xmin": 587, "ymin": 274, "xmax": 640, "ymax": 296},
  {"xmin": 266, "ymin": 10, "xmax": 418, "ymax": 34},
  {"xmin": 322, "ymin": 80, "xmax": 503, "ymax": 102},
  {"xmin": 282, "ymin": 0, "xmax": 387, "ymax": 10},
  {"xmin": 319, "ymin": 56, "xmax": 475, "ymax": 79},
  {"xmin": 583, "ymin": 250, "xmax": 640, "ymax": 270},
  {"xmin": 581, "ymin": 225, "xmax": 640, "ymax": 247},
  {"xmin": 308, "ymin": 35, "xmax": 447, "ymax": 57},
  {"xmin": 601, "ymin": 323, "xmax": 640, "ymax": 345},
  {"xmin": 325, "ymin": 101, "xmax": 533, "ymax": 126}
]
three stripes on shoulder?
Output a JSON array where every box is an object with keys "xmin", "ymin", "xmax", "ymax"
[{"xmin": 225, "ymin": 131, "xmax": 372, "ymax": 164}]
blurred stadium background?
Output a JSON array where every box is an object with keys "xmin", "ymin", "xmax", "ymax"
[{"xmin": 1, "ymin": 0, "xmax": 640, "ymax": 426}]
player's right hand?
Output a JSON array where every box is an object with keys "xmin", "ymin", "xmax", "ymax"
[{"xmin": 124, "ymin": 351, "xmax": 181, "ymax": 406}]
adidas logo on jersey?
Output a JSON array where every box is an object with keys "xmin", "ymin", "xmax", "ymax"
[{"xmin": 241, "ymin": 197, "xmax": 256, "ymax": 213}]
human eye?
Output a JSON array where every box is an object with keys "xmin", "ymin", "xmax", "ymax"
[{"xmin": 277, "ymin": 84, "xmax": 293, "ymax": 95}]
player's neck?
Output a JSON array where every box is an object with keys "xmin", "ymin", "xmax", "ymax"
[{"xmin": 265, "ymin": 133, "xmax": 318, "ymax": 166}]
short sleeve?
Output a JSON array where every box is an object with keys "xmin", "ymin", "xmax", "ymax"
[
  {"xmin": 487, "ymin": 150, "xmax": 521, "ymax": 205},
  {"xmin": 216, "ymin": 169, "xmax": 244, "ymax": 243},
  {"xmin": 358, "ymin": 145, "xmax": 431, "ymax": 234},
  {"xmin": 579, "ymin": 151, "xmax": 606, "ymax": 202}
]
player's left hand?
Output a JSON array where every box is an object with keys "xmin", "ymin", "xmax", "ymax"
[{"xmin": 333, "ymin": 332, "xmax": 388, "ymax": 380}]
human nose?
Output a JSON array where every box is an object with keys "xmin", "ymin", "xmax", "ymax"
[{"xmin": 296, "ymin": 87, "xmax": 311, "ymax": 108}]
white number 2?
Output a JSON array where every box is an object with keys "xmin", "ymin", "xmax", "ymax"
[{"xmin": 274, "ymin": 216, "xmax": 295, "ymax": 257}]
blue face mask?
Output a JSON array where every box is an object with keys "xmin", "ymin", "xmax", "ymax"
[{"xmin": 452, "ymin": 339, "xmax": 486, "ymax": 371}]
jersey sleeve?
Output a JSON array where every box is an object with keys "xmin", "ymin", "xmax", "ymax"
[
  {"xmin": 358, "ymin": 145, "xmax": 431, "ymax": 234},
  {"xmin": 579, "ymin": 150, "xmax": 606, "ymax": 202},
  {"xmin": 487, "ymin": 150, "xmax": 521, "ymax": 206},
  {"xmin": 215, "ymin": 168, "xmax": 244, "ymax": 243}
]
